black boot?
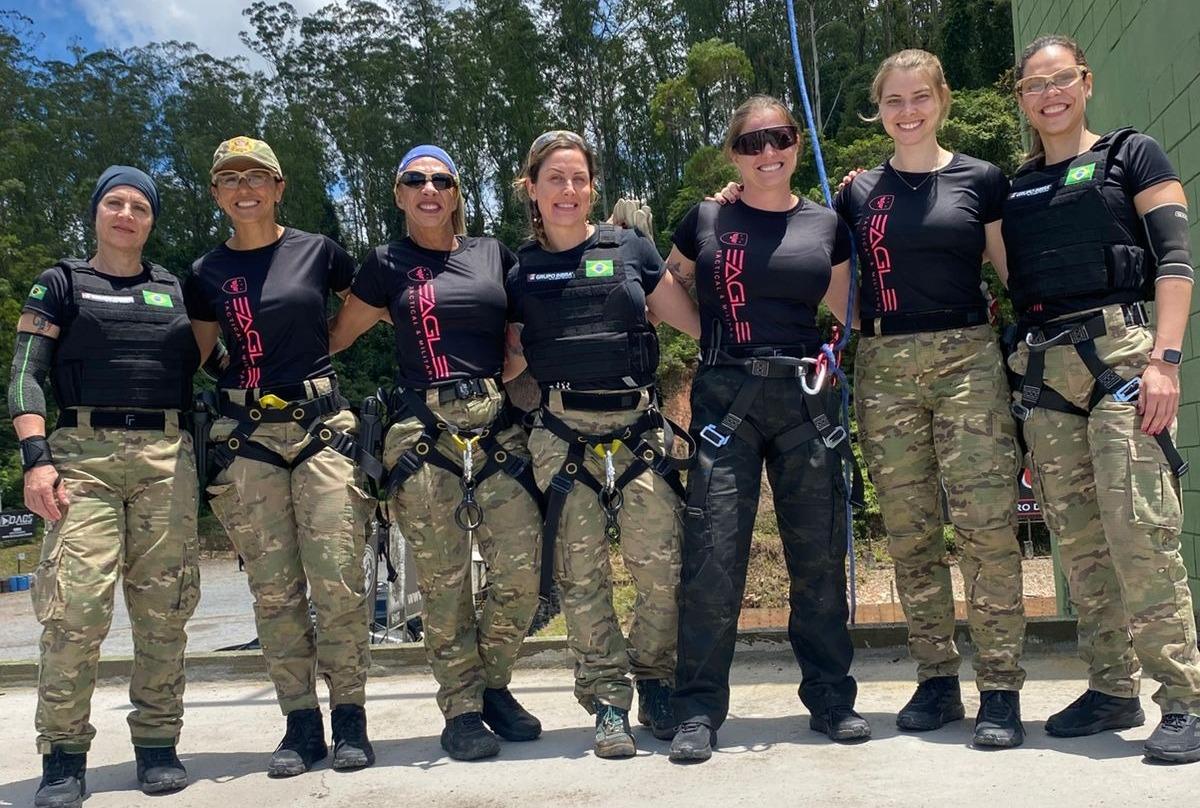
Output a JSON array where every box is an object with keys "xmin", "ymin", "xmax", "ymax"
[
  {"xmin": 330, "ymin": 704, "xmax": 375, "ymax": 771},
  {"xmin": 1143, "ymin": 713, "xmax": 1200, "ymax": 763},
  {"xmin": 441, "ymin": 712, "xmax": 501, "ymax": 760},
  {"xmin": 482, "ymin": 687, "xmax": 542, "ymax": 741},
  {"xmin": 1045, "ymin": 689, "xmax": 1145, "ymax": 737},
  {"xmin": 268, "ymin": 708, "xmax": 328, "ymax": 777},
  {"xmin": 593, "ymin": 702, "xmax": 636, "ymax": 758},
  {"xmin": 636, "ymin": 679, "xmax": 678, "ymax": 740},
  {"xmin": 669, "ymin": 721, "xmax": 716, "ymax": 763},
  {"xmin": 896, "ymin": 676, "xmax": 965, "ymax": 731},
  {"xmin": 134, "ymin": 745, "xmax": 188, "ymax": 794},
  {"xmin": 34, "ymin": 749, "xmax": 86, "ymax": 808},
  {"xmin": 974, "ymin": 690, "xmax": 1025, "ymax": 748},
  {"xmin": 810, "ymin": 705, "xmax": 872, "ymax": 741}
]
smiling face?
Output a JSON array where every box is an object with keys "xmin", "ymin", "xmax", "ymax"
[
  {"xmin": 729, "ymin": 107, "xmax": 799, "ymax": 193},
  {"xmin": 395, "ymin": 156, "xmax": 458, "ymax": 235},
  {"xmin": 94, "ymin": 186, "xmax": 154, "ymax": 252},
  {"xmin": 1017, "ymin": 44, "xmax": 1092, "ymax": 144},
  {"xmin": 211, "ymin": 157, "xmax": 284, "ymax": 226},
  {"xmin": 526, "ymin": 146, "xmax": 593, "ymax": 230},
  {"xmin": 878, "ymin": 67, "xmax": 947, "ymax": 147}
]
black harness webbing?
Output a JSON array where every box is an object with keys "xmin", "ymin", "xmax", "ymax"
[
  {"xmin": 383, "ymin": 385, "xmax": 543, "ymax": 533},
  {"xmin": 1011, "ymin": 303, "xmax": 1188, "ymax": 477},
  {"xmin": 537, "ymin": 401, "xmax": 695, "ymax": 598},
  {"xmin": 686, "ymin": 351, "xmax": 865, "ymax": 519}
]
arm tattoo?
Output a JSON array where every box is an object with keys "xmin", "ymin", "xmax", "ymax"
[
  {"xmin": 32, "ymin": 315, "xmax": 51, "ymax": 333},
  {"xmin": 667, "ymin": 259, "xmax": 695, "ymax": 293}
]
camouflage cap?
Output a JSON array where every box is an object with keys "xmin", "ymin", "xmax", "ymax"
[{"xmin": 211, "ymin": 136, "xmax": 283, "ymax": 178}]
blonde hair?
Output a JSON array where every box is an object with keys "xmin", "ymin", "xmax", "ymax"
[
  {"xmin": 395, "ymin": 164, "xmax": 466, "ymax": 237},
  {"xmin": 1015, "ymin": 34, "xmax": 1090, "ymax": 165},
  {"xmin": 862, "ymin": 49, "xmax": 952, "ymax": 126},
  {"xmin": 512, "ymin": 131, "xmax": 599, "ymax": 247},
  {"xmin": 722, "ymin": 95, "xmax": 803, "ymax": 161}
]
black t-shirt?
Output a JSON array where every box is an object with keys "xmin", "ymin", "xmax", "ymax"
[
  {"xmin": 353, "ymin": 236, "xmax": 516, "ymax": 388},
  {"xmin": 1002, "ymin": 130, "xmax": 1179, "ymax": 321},
  {"xmin": 672, "ymin": 198, "xmax": 850, "ymax": 353},
  {"xmin": 184, "ymin": 227, "xmax": 354, "ymax": 389},
  {"xmin": 835, "ymin": 154, "xmax": 1008, "ymax": 320},
  {"xmin": 23, "ymin": 263, "xmax": 158, "ymax": 327}
]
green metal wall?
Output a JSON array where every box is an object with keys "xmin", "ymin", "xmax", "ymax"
[{"xmin": 1011, "ymin": 0, "xmax": 1200, "ymax": 603}]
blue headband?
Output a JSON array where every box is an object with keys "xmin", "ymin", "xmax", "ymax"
[
  {"xmin": 90, "ymin": 165, "xmax": 160, "ymax": 223},
  {"xmin": 397, "ymin": 145, "xmax": 458, "ymax": 178}
]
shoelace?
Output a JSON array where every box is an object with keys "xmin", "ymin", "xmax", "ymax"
[
  {"xmin": 141, "ymin": 747, "xmax": 178, "ymax": 766},
  {"xmin": 908, "ymin": 681, "xmax": 946, "ymax": 707},
  {"xmin": 598, "ymin": 708, "xmax": 627, "ymax": 735},
  {"xmin": 677, "ymin": 721, "xmax": 707, "ymax": 735},
  {"xmin": 458, "ymin": 712, "xmax": 486, "ymax": 730},
  {"xmin": 980, "ymin": 694, "xmax": 1013, "ymax": 722},
  {"xmin": 1160, "ymin": 713, "xmax": 1190, "ymax": 732},
  {"xmin": 44, "ymin": 752, "xmax": 83, "ymax": 784},
  {"xmin": 337, "ymin": 711, "xmax": 367, "ymax": 742}
]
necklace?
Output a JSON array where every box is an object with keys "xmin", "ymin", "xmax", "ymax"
[{"xmin": 887, "ymin": 154, "xmax": 952, "ymax": 192}]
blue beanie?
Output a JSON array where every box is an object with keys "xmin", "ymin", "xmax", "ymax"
[
  {"xmin": 396, "ymin": 145, "xmax": 458, "ymax": 178},
  {"xmin": 90, "ymin": 165, "xmax": 160, "ymax": 222}
]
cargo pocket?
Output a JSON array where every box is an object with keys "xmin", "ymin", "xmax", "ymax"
[
  {"xmin": 206, "ymin": 480, "xmax": 257, "ymax": 562},
  {"xmin": 1127, "ymin": 438, "xmax": 1182, "ymax": 531},
  {"xmin": 345, "ymin": 482, "xmax": 376, "ymax": 540},
  {"xmin": 175, "ymin": 543, "xmax": 201, "ymax": 615},
  {"xmin": 31, "ymin": 535, "xmax": 66, "ymax": 624}
]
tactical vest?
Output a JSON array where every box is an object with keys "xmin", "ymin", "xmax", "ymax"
[
  {"xmin": 52, "ymin": 259, "xmax": 198, "ymax": 410},
  {"xmin": 1003, "ymin": 128, "xmax": 1147, "ymax": 316},
  {"xmin": 517, "ymin": 225, "xmax": 660, "ymax": 389}
]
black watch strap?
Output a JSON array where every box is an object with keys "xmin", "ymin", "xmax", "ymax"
[
  {"xmin": 19, "ymin": 436, "xmax": 54, "ymax": 472},
  {"xmin": 1157, "ymin": 349, "xmax": 1184, "ymax": 366}
]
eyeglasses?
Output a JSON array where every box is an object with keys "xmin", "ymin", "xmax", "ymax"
[
  {"xmin": 731, "ymin": 125, "xmax": 800, "ymax": 156},
  {"xmin": 1015, "ymin": 66, "xmax": 1089, "ymax": 96},
  {"xmin": 529, "ymin": 130, "xmax": 587, "ymax": 155},
  {"xmin": 212, "ymin": 169, "xmax": 277, "ymax": 191},
  {"xmin": 396, "ymin": 170, "xmax": 458, "ymax": 191}
]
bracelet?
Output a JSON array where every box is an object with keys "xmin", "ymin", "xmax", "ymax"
[{"xmin": 19, "ymin": 436, "xmax": 54, "ymax": 472}]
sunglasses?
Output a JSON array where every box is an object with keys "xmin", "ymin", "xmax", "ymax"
[
  {"xmin": 396, "ymin": 170, "xmax": 458, "ymax": 191},
  {"xmin": 529, "ymin": 129, "xmax": 587, "ymax": 155},
  {"xmin": 212, "ymin": 169, "xmax": 277, "ymax": 191},
  {"xmin": 1015, "ymin": 66, "xmax": 1089, "ymax": 96},
  {"xmin": 731, "ymin": 125, "xmax": 800, "ymax": 156}
]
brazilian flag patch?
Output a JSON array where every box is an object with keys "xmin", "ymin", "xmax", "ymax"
[
  {"xmin": 28, "ymin": 283, "xmax": 47, "ymax": 300},
  {"xmin": 1064, "ymin": 162, "xmax": 1097, "ymax": 186},
  {"xmin": 142, "ymin": 290, "xmax": 174, "ymax": 308},
  {"xmin": 585, "ymin": 259, "xmax": 614, "ymax": 278}
]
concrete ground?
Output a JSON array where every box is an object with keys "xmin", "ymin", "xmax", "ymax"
[{"xmin": 0, "ymin": 648, "xmax": 1192, "ymax": 808}]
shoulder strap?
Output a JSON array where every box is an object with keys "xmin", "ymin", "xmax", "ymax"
[{"xmin": 592, "ymin": 222, "xmax": 620, "ymax": 248}]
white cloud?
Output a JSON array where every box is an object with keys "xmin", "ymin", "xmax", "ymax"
[{"xmin": 75, "ymin": 0, "xmax": 331, "ymax": 61}]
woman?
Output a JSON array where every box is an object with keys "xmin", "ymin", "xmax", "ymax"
[
  {"xmin": 11, "ymin": 166, "xmax": 200, "ymax": 806},
  {"xmin": 834, "ymin": 50, "xmax": 1027, "ymax": 747},
  {"xmin": 666, "ymin": 95, "xmax": 861, "ymax": 763},
  {"xmin": 1004, "ymin": 35, "xmax": 1200, "ymax": 764},
  {"xmin": 329, "ymin": 145, "xmax": 544, "ymax": 761},
  {"xmin": 184, "ymin": 136, "xmax": 375, "ymax": 776},
  {"xmin": 508, "ymin": 129, "xmax": 700, "ymax": 758}
]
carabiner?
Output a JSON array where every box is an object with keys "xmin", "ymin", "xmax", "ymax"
[
  {"xmin": 455, "ymin": 478, "xmax": 484, "ymax": 531},
  {"xmin": 799, "ymin": 356, "xmax": 828, "ymax": 396}
]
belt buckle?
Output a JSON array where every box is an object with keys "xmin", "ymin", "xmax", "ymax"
[
  {"xmin": 1112, "ymin": 376, "xmax": 1140, "ymax": 403},
  {"xmin": 258, "ymin": 393, "xmax": 289, "ymax": 410},
  {"xmin": 749, "ymin": 358, "xmax": 771, "ymax": 377},
  {"xmin": 1010, "ymin": 402, "xmax": 1033, "ymax": 421},
  {"xmin": 699, "ymin": 424, "xmax": 730, "ymax": 448},
  {"xmin": 455, "ymin": 380, "xmax": 472, "ymax": 399},
  {"xmin": 822, "ymin": 425, "xmax": 847, "ymax": 449}
]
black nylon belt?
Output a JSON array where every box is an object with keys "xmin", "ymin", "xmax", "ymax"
[
  {"xmin": 383, "ymin": 382, "xmax": 544, "ymax": 534},
  {"xmin": 1011, "ymin": 302, "xmax": 1187, "ymax": 477},
  {"xmin": 861, "ymin": 307, "xmax": 989, "ymax": 337},
  {"xmin": 58, "ymin": 409, "xmax": 168, "ymax": 430},
  {"xmin": 686, "ymin": 351, "xmax": 865, "ymax": 520},
  {"xmin": 437, "ymin": 378, "xmax": 490, "ymax": 404},
  {"xmin": 546, "ymin": 389, "xmax": 645, "ymax": 411},
  {"xmin": 537, "ymin": 399, "xmax": 695, "ymax": 599}
]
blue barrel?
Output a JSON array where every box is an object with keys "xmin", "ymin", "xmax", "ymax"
[
  {"xmin": 8, "ymin": 576, "xmax": 20, "ymax": 592},
  {"xmin": 18, "ymin": 575, "xmax": 31, "ymax": 591}
]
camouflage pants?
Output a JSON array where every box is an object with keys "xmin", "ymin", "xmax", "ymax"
[
  {"xmin": 208, "ymin": 382, "xmax": 373, "ymax": 714},
  {"xmin": 384, "ymin": 384, "xmax": 541, "ymax": 719},
  {"xmin": 855, "ymin": 325, "xmax": 1026, "ymax": 691},
  {"xmin": 32, "ymin": 409, "xmax": 200, "ymax": 754},
  {"xmin": 1010, "ymin": 305, "xmax": 1200, "ymax": 714},
  {"xmin": 529, "ymin": 388, "xmax": 682, "ymax": 713}
]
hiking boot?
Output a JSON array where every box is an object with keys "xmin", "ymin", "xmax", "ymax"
[
  {"xmin": 896, "ymin": 676, "xmax": 965, "ymax": 732},
  {"xmin": 974, "ymin": 690, "xmax": 1025, "ymax": 748},
  {"xmin": 483, "ymin": 687, "xmax": 542, "ymax": 741},
  {"xmin": 1044, "ymin": 689, "xmax": 1145, "ymax": 737},
  {"xmin": 134, "ymin": 745, "xmax": 188, "ymax": 794},
  {"xmin": 593, "ymin": 702, "xmax": 636, "ymax": 758},
  {"xmin": 810, "ymin": 705, "xmax": 872, "ymax": 741},
  {"xmin": 34, "ymin": 749, "xmax": 86, "ymax": 808},
  {"xmin": 669, "ymin": 721, "xmax": 715, "ymax": 763},
  {"xmin": 636, "ymin": 679, "xmax": 678, "ymax": 740},
  {"xmin": 268, "ymin": 708, "xmax": 328, "ymax": 777},
  {"xmin": 440, "ymin": 712, "xmax": 501, "ymax": 760},
  {"xmin": 330, "ymin": 704, "xmax": 375, "ymax": 771},
  {"xmin": 1143, "ymin": 713, "xmax": 1200, "ymax": 763}
]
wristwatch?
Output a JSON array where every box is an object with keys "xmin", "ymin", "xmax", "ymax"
[
  {"xmin": 19, "ymin": 436, "xmax": 54, "ymax": 471},
  {"xmin": 1153, "ymin": 348, "xmax": 1184, "ymax": 366}
]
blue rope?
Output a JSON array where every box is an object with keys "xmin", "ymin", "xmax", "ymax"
[{"xmin": 784, "ymin": 0, "xmax": 859, "ymax": 623}]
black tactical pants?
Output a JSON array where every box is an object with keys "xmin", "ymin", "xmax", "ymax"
[{"xmin": 672, "ymin": 365, "xmax": 857, "ymax": 729}]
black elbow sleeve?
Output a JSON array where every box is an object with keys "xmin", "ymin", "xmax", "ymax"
[
  {"xmin": 8, "ymin": 331, "xmax": 54, "ymax": 419},
  {"xmin": 1144, "ymin": 203, "xmax": 1195, "ymax": 282}
]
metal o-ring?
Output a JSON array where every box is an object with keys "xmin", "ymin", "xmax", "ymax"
[
  {"xmin": 292, "ymin": 408, "xmax": 306, "ymax": 420},
  {"xmin": 495, "ymin": 450, "xmax": 508, "ymax": 463},
  {"xmin": 577, "ymin": 436, "xmax": 587, "ymax": 443},
  {"xmin": 319, "ymin": 428, "xmax": 333, "ymax": 441},
  {"xmin": 416, "ymin": 443, "xmax": 430, "ymax": 455},
  {"xmin": 565, "ymin": 462, "xmax": 578, "ymax": 474},
  {"xmin": 227, "ymin": 437, "xmax": 241, "ymax": 450},
  {"xmin": 248, "ymin": 409, "xmax": 262, "ymax": 421},
  {"xmin": 642, "ymin": 449, "xmax": 655, "ymax": 462}
]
